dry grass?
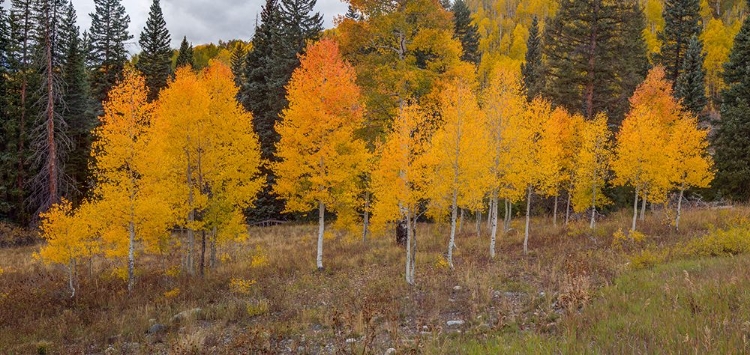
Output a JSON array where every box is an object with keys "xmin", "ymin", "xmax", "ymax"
[{"xmin": 0, "ymin": 205, "xmax": 749, "ymax": 353}]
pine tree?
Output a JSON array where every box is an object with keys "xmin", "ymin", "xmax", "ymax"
[
  {"xmin": 675, "ymin": 36, "xmax": 708, "ymax": 120},
  {"xmin": 545, "ymin": 0, "xmax": 649, "ymax": 124},
  {"xmin": 175, "ymin": 35, "xmax": 193, "ymax": 68},
  {"xmin": 137, "ymin": 0, "xmax": 171, "ymax": 101},
  {"xmin": 658, "ymin": 0, "xmax": 702, "ymax": 84},
  {"xmin": 451, "ymin": 0, "xmax": 480, "ymax": 65},
  {"xmin": 87, "ymin": 0, "xmax": 132, "ymax": 103},
  {"xmin": 0, "ymin": 0, "xmax": 10, "ymax": 216},
  {"xmin": 60, "ymin": 1, "xmax": 95, "ymax": 205},
  {"xmin": 713, "ymin": 6, "xmax": 750, "ymax": 201},
  {"xmin": 229, "ymin": 44, "xmax": 245, "ymax": 88},
  {"xmin": 521, "ymin": 16, "xmax": 544, "ymax": 101}
]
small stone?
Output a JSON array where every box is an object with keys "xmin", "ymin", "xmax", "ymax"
[
  {"xmin": 147, "ymin": 323, "xmax": 167, "ymax": 334},
  {"xmin": 171, "ymin": 308, "xmax": 202, "ymax": 323},
  {"xmin": 385, "ymin": 348, "xmax": 397, "ymax": 355},
  {"xmin": 446, "ymin": 320, "xmax": 465, "ymax": 326},
  {"xmin": 346, "ymin": 338, "xmax": 357, "ymax": 344},
  {"xmin": 453, "ymin": 286, "xmax": 462, "ymax": 291}
]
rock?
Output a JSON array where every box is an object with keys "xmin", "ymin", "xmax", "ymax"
[
  {"xmin": 346, "ymin": 338, "xmax": 357, "ymax": 344},
  {"xmin": 171, "ymin": 308, "xmax": 202, "ymax": 323},
  {"xmin": 385, "ymin": 348, "xmax": 397, "ymax": 355},
  {"xmin": 453, "ymin": 286, "xmax": 462, "ymax": 291},
  {"xmin": 147, "ymin": 323, "xmax": 167, "ymax": 334},
  {"xmin": 446, "ymin": 320, "xmax": 465, "ymax": 327}
]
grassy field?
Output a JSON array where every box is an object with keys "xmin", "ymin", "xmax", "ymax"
[{"xmin": 1, "ymin": 206, "xmax": 750, "ymax": 354}]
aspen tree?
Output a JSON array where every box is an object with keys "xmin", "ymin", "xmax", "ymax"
[
  {"xmin": 274, "ymin": 39, "xmax": 368, "ymax": 270},
  {"xmin": 572, "ymin": 113, "xmax": 612, "ymax": 229}
]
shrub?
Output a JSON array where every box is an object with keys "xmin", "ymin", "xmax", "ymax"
[{"xmin": 681, "ymin": 225, "xmax": 750, "ymax": 257}]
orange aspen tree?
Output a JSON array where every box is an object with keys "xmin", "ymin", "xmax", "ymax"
[
  {"xmin": 274, "ymin": 38, "xmax": 368, "ymax": 271},
  {"xmin": 540, "ymin": 107, "xmax": 575, "ymax": 227},
  {"xmin": 613, "ymin": 67, "xmax": 681, "ymax": 232},
  {"xmin": 667, "ymin": 115, "xmax": 713, "ymax": 230},
  {"xmin": 151, "ymin": 62, "xmax": 262, "ymax": 276},
  {"xmin": 426, "ymin": 78, "xmax": 491, "ymax": 269},
  {"xmin": 481, "ymin": 67, "xmax": 527, "ymax": 258},
  {"xmin": 572, "ymin": 113, "xmax": 612, "ymax": 229},
  {"xmin": 90, "ymin": 67, "xmax": 173, "ymax": 291},
  {"xmin": 371, "ymin": 102, "xmax": 431, "ymax": 284},
  {"xmin": 38, "ymin": 199, "xmax": 100, "ymax": 297}
]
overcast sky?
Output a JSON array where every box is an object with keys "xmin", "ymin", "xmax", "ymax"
[{"xmin": 4, "ymin": 0, "xmax": 348, "ymax": 53}]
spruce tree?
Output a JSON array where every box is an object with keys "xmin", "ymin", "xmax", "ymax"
[
  {"xmin": 521, "ymin": 16, "xmax": 544, "ymax": 101},
  {"xmin": 87, "ymin": 0, "xmax": 132, "ymax": 103},
  {"xmin": 658, "ymin": 0, "xmax": 702, "ymax": 84},
  {"xmin": 137, "ymin": 0, "xmax": 171, "ymax": 101},
  {"xmin": 175, "ymin": 36, "xmax": 193, "ymax": 68},
  {"xmin": 0, "ymin": 0, "xmax": 11, "ymax": 217},
  {"xmin": 60, "ymin": 1, "xmax": 95, "ymax": 205},
  {"xmin": 713, "ymin": 4, "xmax": 750, "ymax": 201},
  {"xmin": 675, "ymin": 36, "xmax": 707, "ymax": 120},
  {"xmin": 230, "ymin": 44, "xmax": 245, "ymax": 88},
  {"xmin": 451, "ymin": 0, "xmax": 480, "ymax": 65},
  {"xmin": 545, "ymin": 0, "xmax": 648, "ymax": 124}
]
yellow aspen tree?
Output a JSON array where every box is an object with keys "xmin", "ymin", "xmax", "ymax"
[
  {"xmin": 426, "ymin": 78, "xmax": 491, "ymax": 269},
  {"xmin": 91, "ymin": 67, "xmax": 174, "ymax": 291},
  {"xmin": 667, "ymin": 115, "xmax": 714, "ymax": 230},
  {"xmin": 38, "ymin": 199, "xmax": 100, "ymax": 297},
  {"xmin": 151, "ymin": 61, "xmax": 262, "ymax": 276},
  {"xmin": 613, "ymin": 67, "xmax": 680, "ymax": 232},
  {"xmin": 540, "ymin": 107, "xmax": 577, "ymax": 227},
  {"xmin": 274, "ymin": 38, "xmax": 368, "ymax": 271},
  {"xmin": 572, "ymin": 113, "xmax": 612, "ymax": 229},
  {"xmin": 371, "ymin": 102, "xmax": 431, "ymax": 284},
  {"xmin": 481, "ymin": 66, "xmax": 527, "ymax": 258}
]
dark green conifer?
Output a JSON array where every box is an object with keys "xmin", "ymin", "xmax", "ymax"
[
  {"xmin": 175, "ymin": 36, "xmax": 194, "ymax": 68},
  {"xmin": 137, "ymin": 0, "xmax": 171, "ymax": 101},
  {"xmin": 87, "ymin": 0, "xmax": 132, "ymax": 103},
  {"xmin": 451, "ymin": 0, "xmax": 480, "ymax": 65},
  {"xmin": 521, "ymin": 16, "xmax": 543, "ymax": 101},
  {"xmin": 658, "ymin": 0, "xmax": 702, "ymax": 84},
  {"xmin": 675, "ymin": 36, "xmax": 708, "ymax": 120}
]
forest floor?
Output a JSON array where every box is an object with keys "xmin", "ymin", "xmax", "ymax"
[{"xmin": 2, "ymin": 206, "xmax": 750, "ymax": 354}]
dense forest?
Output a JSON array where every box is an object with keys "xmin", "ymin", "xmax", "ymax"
[{"xmin": 1, "ymin": 0, "xmax": 750, "ymax": 283}]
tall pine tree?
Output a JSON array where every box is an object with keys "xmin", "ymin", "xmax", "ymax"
[
  {"xmin": 658, "ymin": 0, "xmax": 702, "ymax": 84},
  {"xmin": 712, "ymin": 1, "xmax": 750, "ymax": 201},
  {"xmin": 137, "ymin": 0, "xmax": 171, "ymax": 101},
  {"xmin": 521, "ymin": 16, "xmax": 544, "ymax": 101},
  {"xmin": 675, "ymin": 35, "xmax": 708, "ymax": 120},
  {"xmin": 175, "ymin": 35, "xmax": 193, "ymax": 68},
  {"xmin": 451, "ymin": 0, "xmax": 480, "ymax": 65},
  {"xmin": 0, "ymin": 0, "xmax": 11, "ymax": 217},
  {"xmin": 230, "ymin": 44, "xmax": 245, "ymax": 88},
  {"xmin": 87, "ymin": 0, "xmax": 132, "ymax": 103}
]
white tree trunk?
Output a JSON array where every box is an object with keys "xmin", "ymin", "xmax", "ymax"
[
  {"xmin": 589, "ymin": 183, "xmax": 596, "ymax": 229},
  {"xmin": 504, "ymin": 199, "xmax": 511, "ymax": 233},
  {"xmin": 210, "ymin": 226, "xmax": 217, "ymax": 268},
  {"xmin": 632, "ymin": 187, "xmax": 639, "ymax": 232},
  {"xmin": 524, "ymin": 187, "xmax": 532, "ymax": 255},
  {"xmin": 448, "ymin": 191, "xmax": 458, "ymax": 269},
  {"xmin": 362, "ymin": 192, "xmax": 370, "ymax": 243},
  {"xmin": 405, "ymin": 208, "xmax": 414, "ymax": 285},
  {"xmin": 487, "ymin": 199, "xmax": 493, "ymax": 228},
  {"xmin": 553, "ymin": 195, "xmax": 558, "ymax": 227},
  {"xmin": 640, "ymin": 194, "xmax": 647, "ymax": 221},
  {"xmin": 475, "ymin": 210, "xmax": 481, "ymax": 237},
  {"xmin": 565, "ymin": 191, "xmax": 571, "ymax": 226},
  {"xmin": 409, "ymin": 218, "xmax": 416, "ymax": 282},
  {"xmin": 128, "ymin": 220, "xmax": 136, "ymax": 292},
  {"xmin": 68, "ymin": 259, "xmax": 76, "ymax": 298},
  {"xmin": 317, "ymin": 201, "xmax": 325, "ymax": 270},
  {"xmin": 676, "ymin": 183, "xmax": 685, "ymax": 230},
  {"xmin": 458, "ymin": 208, "xmax": 464, "ymax": 234},
  {"xmin": 490, "ymin": 195, "xmax": 498, "ymax": 259}
]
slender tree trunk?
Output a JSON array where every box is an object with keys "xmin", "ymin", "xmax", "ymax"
[
  {"xmin": 405, "ymin": 208, "xmax": 414, "ymax": 284},
  {"xmin": 362, "ymin": 191, "xmax": 370, "ymax": 243},
  {"xmin": 45, "ymin": 29, "xmax": 58, "ymax": 206},
  {"xmin": 317, "ymin": 201, "xmax": 325, "ymax": 270},
  {"xmin": 487, "ymin": 199, "xmax": 493, "ymax": 229},
  {"xmin": 632, "ymin": 187, "xmax": 639, "ymax": 232},
  {"xmin": 553, "ymin": 195, "xmax": 558, "ymax": 227},
  {"xmin": 490, "ymin": 194, "xmax": 498, "ymax": 259},
  {"xmin": 589, "ymin": 183, "xmax": 596, "ymax": 229},
  {"xmin": 448, "ymin": 191, "xmax": 458, "ymax": 269},
  {"xmin": 210, "ymin": 226, "xmax": 217, "ymax": 268},
  {"xmin": 475, "ymin": 210, "xmax": 481, "ymax": 237},
  {"xmin": 200, "ymin": 230, "xmax": 206, "ymax": 277},
  {"xmin": 640, "ymin": 194, "xmax": 647, "ymax": 221},
  {"xmin": 128, "ymin": 220, "xmax": 135, "ymax": 292},
  {"xmin": 504, "ymin": 199, "xmax": 511, "ymax": 233},
  {"xmin": 676, "ymin": 182, "xmax": 685, "ymax": 230},
  {"xmin": 68, "ymin": 259, "xmax": 76, "ymax": 298},
  {"xmin": 565, "ymin": 190, "xmax": 571, "ymax": 226},
  {"xmin": 458, "ymin": 208, "xmax": 464, "ymax": 234},
  {"xmin": 524, "ymin": 187, "xmax": 532, "ymax": 255}
]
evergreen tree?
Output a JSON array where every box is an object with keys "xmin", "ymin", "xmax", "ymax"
[
  {"xmin": 0, "ymin": 0, "xmax": 11, "ymax": 217},
  {"xmin": 87, "ymin": 0, "xmax": 132, "ymax": 103},
  {"xmin": 658, "ymin": 0, "xmax": 702, "ymax": 84},
  {"xmin": 60, "ymin": 1, "xmax": 95, "ymax": 205},
  {"xmin": 175, "ymin": 35, "xmax": 193, "ymax": 68},
  {"xmin": 229, "ymin": 44, "xmax": 245, "ymax": 88},
  {"xmin": 136, "ymin": 0, "xmax": 171, "ymax": 101},
  {"xmin": 451, "ymin": 0, "xmax": 480, "ymax": 65},
  {"xmin": 675, "ymin": 36, "xmax": 708, "ymax": 120},
  {"xmin": 544, "ymin": 0, "xmax": 648, "ymax": 124},
  {"xmin": 713, "ymin": 4, "xmax": 750, "ymax": 201},
  {"xmin": 521, "ymin": 16, "xmax": 544, "ymax": 101}
]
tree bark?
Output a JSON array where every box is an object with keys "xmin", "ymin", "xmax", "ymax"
[
  {"xmin": 475, "ymin": 210, "xmax": 481, "ymax": 237},
  {"xmin": 490, "ymin": 195, "xmax": 498, "ymax": 259},
  {"xmin": 589, "ymin": 183, "xmax": 597, "ymax": 229},
  {"xmin": 565, "ymin": 190, "xmax": 571, "ymax": 226},
  {"xmin": 504, "ymin": 199, "xmax": 511, "ymax": 233},
  {"xmin": 404, "ymin": 206, "xmax": 414, "ymax": 284},
  {"xmin": 676, "ymin": 183, "xmax": 685, "ymax": 230},
  {"xmin": 448, "ymin": 191, "xmax": 458, "ymax": 269},
  {"xmin": 640, "ymin": 194, "xmax": 647, "ymax": 221},
  {"xmin": 68, "ymin": 259, "xmax": 76, "ymax": 298},
  {"xmin": 487, "ymin": 199, "xmax": 493, "ymax": 229},
  {"xmin": 632, "ymin": 187, "xmax": 639, "ymax": 232},
  {"xmin": 128, "ymin": 220, "xmax": 135, "ymax": 292},
  {"xmin": 458, "ymin": 208, "xmax": 464, "ymax": 234},
  {"xmin": 199, "ymin": 230, "xmax": 206, "ymax": 277},
  {"xmin": 524, "ymin": 187, "xmax": 532, "ymax": 255},
  {"xmin": 362, "ymin": 191, "xmax": 370, "ymax": 243},
  {"xmin": 317, "ymin": 200, "xmax": 325, "ymax": 270},
  {"xmin": 553, "ymin": 195, "xmax": 558, "ymax": 227},
  {"xmin": 210, "ymin": 226, "xmax": 217, "ymax": 268}
]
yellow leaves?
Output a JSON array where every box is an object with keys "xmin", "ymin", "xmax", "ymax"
[
  {"xmin": 572, "ymin": 113, "xmax": 612, "ymax": 213},
  {"xmin": 702, "ymin": 17, "xmax": 741, "ymax": 102},
  {"xmin": 38, "ymin": 198, "xmax": 99, "ymax": 266},
  {"xmin": 275, "ymin": 38, "xmax": 369, "ymax": 213}
]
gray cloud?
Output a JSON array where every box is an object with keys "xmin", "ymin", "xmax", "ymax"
[{"xmin": 64, "ymin": 0, "xmax": 347, "ymax": 53}]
